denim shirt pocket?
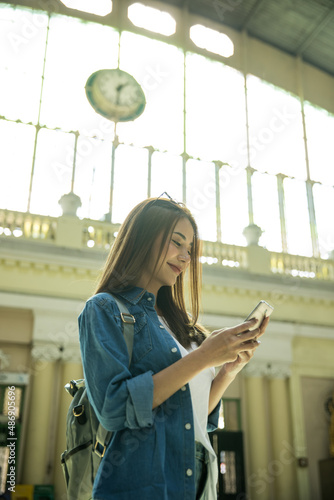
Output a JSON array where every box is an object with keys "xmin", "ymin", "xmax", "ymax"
[{"xmin": 131, "ymin": 312, "xmax": 152, "ymax": 363}]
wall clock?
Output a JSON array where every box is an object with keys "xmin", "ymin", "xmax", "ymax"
[{"xmin": 85, "ymin": 68, "xmax": 146, "ymax": 122}]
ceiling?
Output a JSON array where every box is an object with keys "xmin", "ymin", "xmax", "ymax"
[{"xmin": 159, "ymin": 0, "xmax": 334, "ymax": 77}]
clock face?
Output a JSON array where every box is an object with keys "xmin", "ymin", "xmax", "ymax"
[{"xmin": 85, "ymin": 69, "xmax": 146, "ymax": 122}]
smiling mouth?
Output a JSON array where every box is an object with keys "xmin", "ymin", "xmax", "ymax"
[{"xmin": 168, "ymin": 263, "xmax": 181, "ymax": 274}]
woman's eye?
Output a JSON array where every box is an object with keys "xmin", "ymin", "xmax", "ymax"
[{"xmin": 172, "ymin": 240, "xmax": 192, "ymax": 257}]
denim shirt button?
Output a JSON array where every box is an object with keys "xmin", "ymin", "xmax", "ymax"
[
  {"xmin": 147, "ymin": 297, "xmax": 152, "ymax": 301},
  {"xmin": 159, "ymin": 325, "xmax": 164, "ymax": 329},
  {"xmin": 171, "ymin": 347, "xmax": 178, "ymax": 353},
  {"xmin": 185, "ymin": 423, "xmax": 191, "ymax": 430},
  {"xmin": 186, "ymin": 468, "xmax": 193, "ymax": 477},
  {"xmin": 181, "ymin": 385, "xmax": 187, "ymax": 391}
]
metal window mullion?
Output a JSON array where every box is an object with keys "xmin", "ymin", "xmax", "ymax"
[
  {"xmin": 27, "ymin": 14, "xmax": 51, "ymax": 212},
  {"xmin": 243, "ymin": 33, "xmax": 254, "ymax": 226},
  {"xmin": 71, "ymin": 131, "xmax": 79, "ymax": 192},
  {"xmin": 182, "ymin": 155, "xmax": 187, "ymax": 204},
  {"xmin": 27, "ymin": 125, "xmax": 40, "ymax": 213},
  {"xmin": 183, "ymin": 50, "xmax": 187, "ymax": 204},
  {"xmin": 214, "ymin": 161, "xmax": 222, "ymax": 242},
  {"xmin": 306, "ymin": 180, "xmax": 320, "ymax": 257},
  {"xmin": 277, "ymin": 174, "xmax": 288, "ymax": 253},
  {"xmin": 147, "ymin": 146, "xmax": 154, "ymax": 198},
  {"xmin": 246, "ymin": 166, "xmax": 254, "ymax": 225},
  {"xmin": 297, "ymin": 56, "xmax": 320, "ymax": 257},
  {"xmin": 109, "ymin": 125, "xmax": 118, "ymax": 223}
]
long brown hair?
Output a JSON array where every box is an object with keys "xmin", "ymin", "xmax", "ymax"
[{"xmin": 95, "ymin": 197, "xmax": 207, "ymax": 347}]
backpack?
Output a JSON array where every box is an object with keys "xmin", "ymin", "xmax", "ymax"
[{"xmin": 60, "ymin": 294, "xmax": 136, "ymax": 500}]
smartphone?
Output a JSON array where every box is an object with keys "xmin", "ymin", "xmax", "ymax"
[{"xmin": 245, "ymin": 300, "xmax": 274, "ymax": 331}]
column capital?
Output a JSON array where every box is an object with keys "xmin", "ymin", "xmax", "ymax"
[
  {"xmin": 31, "ymin": 342, "xmax": 82, "ymax": 364},
  {"xmin": 243, "ymin": 360, "xmax": 291, "ymax": 379}
]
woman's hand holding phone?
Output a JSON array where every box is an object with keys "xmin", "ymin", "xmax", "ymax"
[
  {"xmin": 205, "ymin": 302, "xmax": 272, "ymax": 413},
  {"xmin": 199, "ymin": 316, "xmax": 269, "ymax": 369}
]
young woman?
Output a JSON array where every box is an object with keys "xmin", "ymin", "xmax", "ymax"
[{"xmin": 79, "ymin": 195, "xmax": 269, "ymax": 500}]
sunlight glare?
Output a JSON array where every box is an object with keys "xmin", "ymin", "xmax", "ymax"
[
  {"xmin": 190, "ymin": 24, "xmax": 234, "ymax": 58},
  {"xmin": 128, "ymin": 3, "xmax": 176, "ymax": 36},
  {"xmin": 60, "ymin": 0, "xmax": 112, "ymax": 16}
]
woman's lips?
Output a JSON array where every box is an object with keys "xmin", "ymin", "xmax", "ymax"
[{"xmin": 168, "ymin": 263, "xmax": 181, "ymax": 274}]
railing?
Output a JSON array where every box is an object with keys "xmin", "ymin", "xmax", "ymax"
[
  {"xmin": 1, "ymin": 209, "xmax": 333, "ymax": 280},
  {"xmin": 82, "ymin": 220, "xmax": 120, "ymax": 249},
  {"xmin": 0, "ymin": 209, "xmax": 57, "ymax": 242},
  {"xmin": 201, "ymin": 240, "xmax": 248, "ymax": 269},
  {"xmin": 270, "ymin": 252, "xmax": 334, "ymax": 280}
]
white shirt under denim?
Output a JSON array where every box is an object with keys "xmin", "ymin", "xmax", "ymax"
[{"xmin": 159, "ymin": 316, "xmax": 219, "ymax": 500}]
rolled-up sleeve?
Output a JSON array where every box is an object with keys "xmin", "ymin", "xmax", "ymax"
[
  {"xmin": 207, "ymin": 400, "xmax": 221, "ymax": 432},
  {"xmin": 79, "ymin": 299, "xmax": 155, "ymax": 431}
]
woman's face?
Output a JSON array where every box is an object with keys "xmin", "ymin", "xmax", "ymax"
[{"xmin": 141, "ymin": 217, "xmax": 195, "ymax": 296}]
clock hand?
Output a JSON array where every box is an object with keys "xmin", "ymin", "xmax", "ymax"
[
  {"xmin": 116, "ymin": 83, "xmax": 129, "ymax": 92},
  {"xmin": 115, "ymin": 83, "xmax": 129, "ymax": 105}
]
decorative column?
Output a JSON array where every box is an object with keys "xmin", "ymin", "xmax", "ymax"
[
  {"xmin": 243, "ymin": 366, "xmax": 271, "ymax": 500},
  {"xmin": 243, "ymin": 361, "xmax": 298, "ymax": 500},
  {"xmin": 21, "ymin": 345, "xmax": 61, "ymax": 483},
  {"xmin": 268, "ymin": 369, "xmax": 298, "ymax": 500}
]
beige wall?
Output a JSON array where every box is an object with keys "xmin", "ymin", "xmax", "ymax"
[
  {"xmin": 0, "ymin": 307, "xmax": 33, "ymax": 371},
  {"xmin": 1, "ymin": 245, "xmax": 334, "ymax": 499}
]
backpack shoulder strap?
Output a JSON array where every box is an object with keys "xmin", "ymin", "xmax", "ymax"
[
  {"xmin": 93, "ymin": 293, "xmax": 135, "ymax": 460},
  {"xmin": 111, "ymin": 294, "xmax": 136, "ymax": 366}
]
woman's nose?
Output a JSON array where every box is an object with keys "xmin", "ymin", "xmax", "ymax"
[{"xmin": 177, "ymin": 252, "xmax": 190, "ymax": 263}]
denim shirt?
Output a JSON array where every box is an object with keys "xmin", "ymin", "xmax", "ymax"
[{"xmin": 79, "ymin": 288, "xmax": 220, "ymax": 500}]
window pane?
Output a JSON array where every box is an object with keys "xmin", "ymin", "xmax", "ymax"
[
  {"xmin": 40, "ymin": 15, "xmax": 119, "ymax": 131},
  {"xmin": 112, "ymin": 145, "xmax": 148, "ymax": 223},
  {"xmin": 117, "ymin": 32, "xmax": 184, "ymax": 153},
  {"xmin": 128, "ymin": 3, "xmax": 176, "ymax": 36},
  {"xmin": 30, "ymin": 128, "xmax": 76, "ymax": 216},
  {"xmin": 0, "ymin": 121, "xmax": 35, "ymax": 211},
  {"xmin": 252, "ymin": 172, "xmax": 282, "ymax": 252},
  {"xmin": 284, "ymin": 178, "xmax": 312, "ymax": 256},
  {"xmin": 313, "ymin": 184, "xmax": 334, "ymax": 259},
  {"xmin": 74, "ymin": 136, "xmax": 113, "ymax": 221},
  {"xmin": 60, "ymin": 0, "xmax": 112, "ymax": 16},
  {"xmin": 150, "ymin": 152, "xmax": 183, "ymax": 202},
  {"xmin": 186, "ymin": 159, "xmax": 216, "ymax": 241},
  {"xmin": 247, "ymin": 75, "xmax": 306, "ymax": 179},
  {"xmin": 186, "ymin": 53, "xmax": 247, "ymax": 168},
  {"xmin": 304, "ymin": 103, "xmax": 334, "ymax": 185},
  {"xmin": 220, "ymin": 168, "xmax": 248, "ymax": 245},
  {"xmin": 190, "ymin": 24, "xmax": 234, "ymax": 58},
  {"xmin": 0, "ymin": 6, "xmax": 48, "ymax": 123}
]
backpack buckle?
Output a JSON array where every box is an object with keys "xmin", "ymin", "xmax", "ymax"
[
  {"xmin": 94, "ymin": 440, "xmax": 107, "ymax": 458},
  {"xmin": 121, "ymin": 313, "xmax": 135, "ymax": 324}
]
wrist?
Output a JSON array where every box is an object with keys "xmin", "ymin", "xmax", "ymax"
[
  {"xmin": 195, "ymin": 344, "xmax": 213, "ymax": 370},
  {"xmin": 219, "ymin": 364, "xmax": 238, "ymax": 381}
]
